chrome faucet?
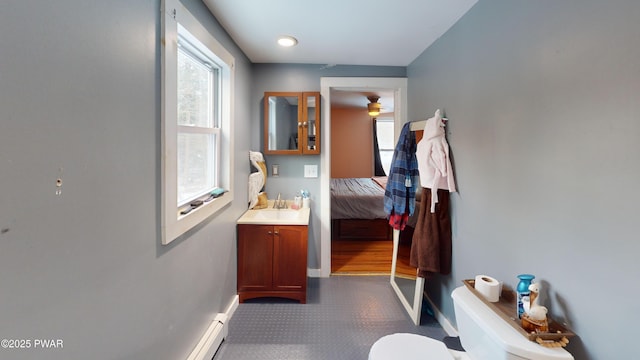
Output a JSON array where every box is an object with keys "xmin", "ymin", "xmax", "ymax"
[{"xmin": 273, "ymin": 193, "xmax": 287, "ymax": 209}]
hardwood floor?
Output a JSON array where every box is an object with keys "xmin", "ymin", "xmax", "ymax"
[{"xmin": 331, "ymin": 239, "xmax": 417, "ymax": 278}]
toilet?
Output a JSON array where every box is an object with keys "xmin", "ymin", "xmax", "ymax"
[{"xmin": 369, "ymin": 285, "xmax": 574, "ymax": 360}]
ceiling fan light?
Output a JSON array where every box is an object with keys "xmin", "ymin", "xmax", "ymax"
[
  {"xmin": 367, "ymin": 102, "xmax": 381, "ymax": 116},
  {"xmin": 367, "ymin": 95, "xmax": 381, "ymax": 117}
]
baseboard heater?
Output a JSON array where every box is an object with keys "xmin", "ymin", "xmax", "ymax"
[{"xmin": 186, "ymin": 313, "xmax": 228, "ymax": 360}]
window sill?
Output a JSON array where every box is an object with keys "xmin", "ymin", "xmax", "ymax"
[{"xmin": 162, "ymin": 191, "xmax": 232, "ymax": 245}]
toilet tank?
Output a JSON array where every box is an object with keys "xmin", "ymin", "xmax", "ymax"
[{"xmin": 451, "ymin": 286, "xmax": 573, "ymax": 360}]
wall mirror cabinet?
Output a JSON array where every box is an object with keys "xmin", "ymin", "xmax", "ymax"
[{"xmin": 264, "ymin": 92, "xmax": 320, "ymax": 155}]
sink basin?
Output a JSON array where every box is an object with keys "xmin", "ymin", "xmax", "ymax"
[
  {"xmin": 237, "ymin": 202, "xmax": 310, "ymax": 225},
  {"xmin": 253, "ymin": 209, "xmax": 302, "ymax": 221}
]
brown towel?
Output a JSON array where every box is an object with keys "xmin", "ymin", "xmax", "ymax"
[{"xmin": 410, "ymin": 187, "xmax": 452, "ymax": 277}]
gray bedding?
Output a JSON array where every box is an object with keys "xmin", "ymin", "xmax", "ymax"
[{"xmin": 330, "ymin": 178, "xmax": 387, "ymax": 219}]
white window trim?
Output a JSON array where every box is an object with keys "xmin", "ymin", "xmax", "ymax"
[{"xmin": 161, "ymin": 0, "xmax": 234, "ymax": 245}]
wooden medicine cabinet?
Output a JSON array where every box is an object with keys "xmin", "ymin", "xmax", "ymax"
[{"xmin": 264, "ymin": 92, "xmax": 320, "ymax": 155}]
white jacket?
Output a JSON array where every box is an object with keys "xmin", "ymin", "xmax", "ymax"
[{"xmin": 416, "ymin": 110, "xmax": 456, "ymax": 212}]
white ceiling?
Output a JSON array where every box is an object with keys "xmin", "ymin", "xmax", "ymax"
[
  {"xmin": 204, "ymin": 0, "xmax": 477, "ymax": 110},
  {"xmin": 204, "ymin": 0, "xmax": 477, "ymax": 67},
  {"xmin": 331, "ymin": 89, "xmax": 395, "ymax": 114}
]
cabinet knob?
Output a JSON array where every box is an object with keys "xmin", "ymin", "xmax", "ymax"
[
  {"xmin": 303, "ymin": 121, "xmax": 307, "ymax": 126},
  {"xmin": 298, "ymin": 122, "xmax": 302, "ymax": 127},
  {"xmin": 267, "ymin": 231, "xmax": 272, "ymax": 235},
  {"xmin": 274, "ymin": 231, "xmax": 279, "ymax": 235}
]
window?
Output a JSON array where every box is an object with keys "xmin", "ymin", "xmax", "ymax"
[
  {"xmin": 177, "ymin": 38, "xmax": 220, "ymax": 205},
  {"xmin": 376, "ymin": 119, "xmax": 395, "ymax": 175},
  {"xmin": 162, "ymin": 0, "xmax": 234, "ymax": 245}
]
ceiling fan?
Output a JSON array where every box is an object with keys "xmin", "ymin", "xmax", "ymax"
[{"xmin": 367, "ymin": 95, "xmax": 382, "ymax": 117}]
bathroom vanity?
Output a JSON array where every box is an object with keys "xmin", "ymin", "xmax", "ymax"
[{"xmin": 236, "ymin": 205, "xmax": 310, "ymax": 303}]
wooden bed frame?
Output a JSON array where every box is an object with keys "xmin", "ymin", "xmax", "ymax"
[{"xmin": 332, "ymin": 218, "xmax": 392, "ymax": 240}]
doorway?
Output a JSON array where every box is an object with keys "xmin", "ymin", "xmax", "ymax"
[
  {"xmin": 329, "ymin": 90, "xmax": 395, "ymax": 275},
  {"xmin": 318, "ymin": 77, "xmax": 408, "ymax": 277}
]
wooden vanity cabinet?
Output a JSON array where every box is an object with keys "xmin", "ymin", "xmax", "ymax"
[{"xmin": 237, "ymin": 224, "xmax": 308, "ymax": 303}]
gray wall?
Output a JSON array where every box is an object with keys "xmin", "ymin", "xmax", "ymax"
[
  {"xmin": 407, "ymin": 1, "xmax": 639, "ymax": 359},
  {"xmin": 4, "ymin": 0, "xmax": 634, "ymax": 358},
  {"xmin": 0, "ymin": 0, "xmax": 252, "ymax": 359},
  {"xmin": 251, "ymin": 64, "xmax": 406, "ymax": 268}
]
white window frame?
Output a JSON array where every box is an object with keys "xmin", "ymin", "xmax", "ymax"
[{"xmin": 161, "ymin": 0, "xmax": 234, "ymax": 245}]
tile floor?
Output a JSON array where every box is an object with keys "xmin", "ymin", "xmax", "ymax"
[{"xmin": 214, "ymin": 275, "xmax": 450, "ymax": 360}]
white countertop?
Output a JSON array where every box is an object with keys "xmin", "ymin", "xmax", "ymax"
[{"xmin": 237, "ymin": 201, "xmax": 310, "ymax": 225}]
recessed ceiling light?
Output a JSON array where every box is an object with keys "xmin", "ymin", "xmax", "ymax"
[{"xmin": 277, "ymin": 36, "xmax": 298, "ymax": 47}]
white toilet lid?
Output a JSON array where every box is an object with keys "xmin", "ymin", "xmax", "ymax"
[{"xmin": 369, "ymin": 333, "xmax": 453, "ymax": 360}]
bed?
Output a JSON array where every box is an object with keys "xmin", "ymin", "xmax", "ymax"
[{"xmin": 330, "ymin": 177, "xmax": 392, "ymax": 240}]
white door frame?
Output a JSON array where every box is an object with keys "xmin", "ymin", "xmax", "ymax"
[{"xmin": 315, "ymin": 77, "xmax": 408, "ymax": 277}]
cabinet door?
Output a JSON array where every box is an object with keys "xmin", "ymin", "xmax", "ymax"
[
  {"xmin": 264, "ymin": 92, "xmax": 303, "ymax": 155},
  {"xmin": 272, "ymin": 225, "xmax": 308, "ymax": 290},
  {"xmin": 301, "ymin": 92, "xmax": 320, "ymax": 154},
  {"xmin": 237, "ymin": 225, "xmax": 273, "ymax": 291}
]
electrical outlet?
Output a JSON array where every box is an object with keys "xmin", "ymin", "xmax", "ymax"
[{"xmin": 304, "ymin": 165, "xmax": 318, "ymax": 178}]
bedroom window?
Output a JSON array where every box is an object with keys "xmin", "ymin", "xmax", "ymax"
[
  {"xmin": 376, "ymin": 119, "xmax": 395, "ymax": 175},
  {"xmin": 161, "ymin": 0, "xmax": 235, "ymax": 245}
]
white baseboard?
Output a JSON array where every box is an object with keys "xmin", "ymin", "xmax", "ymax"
[
  {"xmin": 307, "ymin": 268, "xmax": 323, "ymax": 278},
  {"xmin": 225, "ymin": 294, "xmax": 239, "ymax": 319},
  {"xmin": 423, "ymin": 291, "xmax": 458, "ymax": 337},
  {"xmin": 186, "ymin": 295, "xmax": 239, "ymax": 360}
]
